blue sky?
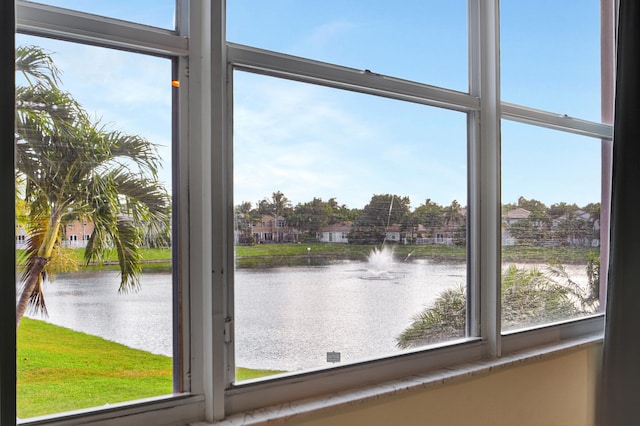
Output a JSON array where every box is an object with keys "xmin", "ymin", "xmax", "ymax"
[{"xmin": 18, "ymin": 1, "xmax": 604, "ymax": 210}]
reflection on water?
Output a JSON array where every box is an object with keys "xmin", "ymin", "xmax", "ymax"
[
  {"xmin": 25, "ymin": 260, "xmax": 470, "ymax": 370},
  {"xmin": 235, "ymin": 259, "xmax": 465, "ymax": 372}
]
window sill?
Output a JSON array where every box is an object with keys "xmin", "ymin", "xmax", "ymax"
[{"xmin": 192, "ymin": 332, "xmax": 603, "ymax": 426}]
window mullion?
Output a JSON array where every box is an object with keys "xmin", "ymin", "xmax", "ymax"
[
  {"xmin": 473, "ymin": 0, "xmax": 502, "ymax": 358},
  {"xmin": 209, "ymin": 0, "xmax": 229, "ymax": 421},
  {"xmin": 186, "ymin": 0, "xmax": 227, "ymax": 422}
]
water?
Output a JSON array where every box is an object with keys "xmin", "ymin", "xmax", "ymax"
[
  {"xmin": 23, "ymin": 258, "xmax": 589, "ymax": 373},
  {"xmin": 24, "ymin": 256, "xmax": 465, "ymax": 371},
  {"xmin": 235, "ymin": 258, "xmax": 465, "ymax": 371},
  {"xmin": 29, "ymin": 271, "xmax": 173, "ymax": 356}
]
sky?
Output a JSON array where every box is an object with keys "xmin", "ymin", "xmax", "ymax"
[{"xmin": 17, "ymin": 0, "xmax": 605, "ymax": 211}]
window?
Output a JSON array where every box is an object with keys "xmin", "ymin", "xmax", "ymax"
[
  {"xmin": 233, "ymin": 71, "xmax": 468, "ymax": 379},
  {"xmin": 15, "ymin": 32, "xmax": 175, "ymax": 420},
  {"xmin": 501, "ymin": 0, "xmax": 601, "ymax": 122},
  {"xmin": 5, "ymin": 1, "xmax": 614, "ymax": 424},
  {"xmin": 499, "ymin": 0, "xmax": 612, "ymax": 335}
]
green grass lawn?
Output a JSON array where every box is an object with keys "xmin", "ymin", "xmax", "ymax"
[
  {"xmin": 16, "ymin": 244, "xmax": 598, "ymax": 273},
  {"xmin": 236, "ymin": 242, "xmax": 597, "ymax": 265},
  {"xmin": 17, "ymin": 318, "xmax": 172, "ymax": 418},
  {"xmin": 17, "ymin": 318, "xmax": 282, "ymax": 419},
  {"xmin": 16, "ymin": 247, "xmax": 173, "ymax": 273}
]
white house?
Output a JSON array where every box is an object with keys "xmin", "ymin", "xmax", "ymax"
[{"xmin": 317, "ymin": 222, "xmax": 352, "ymax": 243}]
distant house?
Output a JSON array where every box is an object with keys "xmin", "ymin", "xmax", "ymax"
[
  {"xmin": 15, "ymin": 224, "xmax": 27, "ymax": 249},
  {"xmin": 317, "ymin": 222, "xmax": 352, "ymax": 244},
  {"xmin": 413, "ymin": 207, "xmax": 467, "ymax": 246},
  {"xmin": 16, "ymin": 218, "xmax": 95, "ymax": 249},
  {"xmin": 62, "ymin": 218, "xmax": 95, "ymax": 248},
  {"xmin": 251, "ymin": 215, "xmax": 298, "ymax": 243},
  {"xmin": 552, "ymin": 209, "xmax": 600, "ymax": 247},
  {"xmin": 384, "ymin": 224, "xmax": 404, "ymax": 244},
  {"xmin": 502, "ymin": 207, "xmax": 531, "ymax": 246},
  {"xmin": 504, "ymin": 207, "xmax": 531, "ymax": 224}
]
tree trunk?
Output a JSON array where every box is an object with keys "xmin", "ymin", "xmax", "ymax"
[{"xmin": 16, "ymin": 255, "xmax": 48, "ymax": 329}]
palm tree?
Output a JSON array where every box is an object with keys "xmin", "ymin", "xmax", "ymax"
[
  {"xmin": 443, "ymin": 200, "xmax": 463, "ymax": 228},
  {"xmin": 266, "ymin": 191, "xmax": 290, "ymax": 242},
  {"xmin": 396, "ymin": 264, "xmax": 584, "ymax": 349},
  {"xmin": 15, "ymin": 45, "xmax": 170, "ymax": 328}
]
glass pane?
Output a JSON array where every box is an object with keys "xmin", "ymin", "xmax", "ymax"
[
  {"xmin": 500, "ymin": 0, "xmax": 601, "ymax": 122},
  {"xmin": 15, "ymin": 35, "xmax": 174, "ymax": 418},
  {"xmin": 227, "ymin": 0, "xmax": 468, "ymax": 92},
  {"xmin": 501, "ymin": 121, "xmax": 601, "ymax": 332},
  {"xmin": 233, "ymin": 71, "xmax": 468, "ymax": 381},
  {"xmin": 28, "ymin": 0, "xmax": 176, "ymax": 30}
]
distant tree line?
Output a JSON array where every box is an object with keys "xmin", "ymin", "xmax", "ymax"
[
  {"xmin": 235, "ymin": 191, "xmax": 469, "ymax": 245},
  {"xmin": 503, "ymin": 196, "xmax": 600, "ymax": 247},
  {"xmin": 236, "ymin": 193, "xmax": 598, "ymax": 247}
]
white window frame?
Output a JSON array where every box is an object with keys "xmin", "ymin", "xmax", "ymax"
[{"xmin": 8, "ymin": 0, "xmax": 613, "ymax": 424}]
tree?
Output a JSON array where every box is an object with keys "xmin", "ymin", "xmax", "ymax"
[
  {"xmin": 517, "ymin": 196, "xmax": 548, "ymax": 215},
  {"xmin": 15, "ymin": 46, "xmax": 170, "ymax": 328},
  {"xmin": 396, "ymin": 263, "xmax": 587, "ymax": 349},
  {"xmin": 548, "ymin": 201, "xmax": 578, "ymax": 220},
  {"xmin": 442, "ymin": 200, "xmax": 464, "ymax": 228},
  {"xmin": 293, "ymin": 197, "xmax": 328, "ymax": 236},
  {"xmin": 347, "ymin": 194, "xmax": 410, "ymax": 245},
  {"xmin": 235, "ymin": 201, "xmax": 256, "ymax": 245},
  {"xmin": 413, "ymin": 198, "xmax": 444, "ymax": 233},
  {"xmin": 362, "ymin": 194, "xmax": 410, "ymax": 228},
  {"xmin": 442, "ymin": 200, "xmax": 466, "ymax": 246},
  {"xmin": 395, "ymin": 285, "xmax": 466, "ymax": 347},
  {"xmin": 326, "ymin": 197, "xmax": 355, "ymax": 224},
  {"xmin": 268, "ymin": 191, "xmax": 291, "ymax": 218}
]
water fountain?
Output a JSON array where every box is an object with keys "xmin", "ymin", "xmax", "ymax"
[{"xmin": 361, "ymin": 246, "xmax": 403, "ymax": 280}]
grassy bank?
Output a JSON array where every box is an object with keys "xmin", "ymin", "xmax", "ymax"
[
  {"xmin": 16, "ymin": 247, "xmax": 172, "ymax": 273},
  {"xmin": 236, "ymin": 243, "xmax": 598, "ymax": 266},
  {"xmin": 17, "ymin": 319, "xmax": 282, "ymax": 419},
  {"xmin": 17, "ymin": 318, "xmax": 172, "ymax": 418},
  {"xmin": 16, "ymin": 243, "xmax": 599, "ymax": 274}
]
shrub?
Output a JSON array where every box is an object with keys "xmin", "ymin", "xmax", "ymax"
[{"xmin": 397, "ymin": 263, "xmax": 590, "ymax": 349}]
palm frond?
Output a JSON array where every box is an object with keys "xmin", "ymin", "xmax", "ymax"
[
  {"xmin": 111, "ymin": 214, "xmax": 143, "ymax": 293},
  {"xmin": 96, "ymin": 130, "xmax": 160, "ymax": 177},
  {"xmin": 104, "ymin": 167, "xmax": 171, "ymax": 245},
  {"xmin": 396, "ymin": 285, "xmax": 466, "ymax": 349},
  {"xmin": 15, "ymin": 45, "xmax": 61, "ymax": 89}
]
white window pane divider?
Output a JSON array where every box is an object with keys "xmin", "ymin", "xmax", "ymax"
[
  {"xmin": 502, "ymin": 102, "xmax": 613, "ymax": 140},
  {"xmin": 16, "ymin": 0, "xmax": 187, "ymax": 57},
  {"xmin": 228, "ymin": 43, "xmax": 480, "ymax": 113},
  {"xmin": 501, "ymin": 315, "xmax": 604, "ymax": 355},
  {"xmin": 471, "ymin": 0, "xmax": 502, "ymax": 358}
]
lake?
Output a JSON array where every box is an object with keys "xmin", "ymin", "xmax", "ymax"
[{"xmin": 24, "ymin": 257, "xmax": 588, "ymax": 373}]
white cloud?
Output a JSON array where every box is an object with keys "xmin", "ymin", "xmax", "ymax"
[{"xmin": 233, "ymin": 73, "xmax": 467, "ymax": 209}]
